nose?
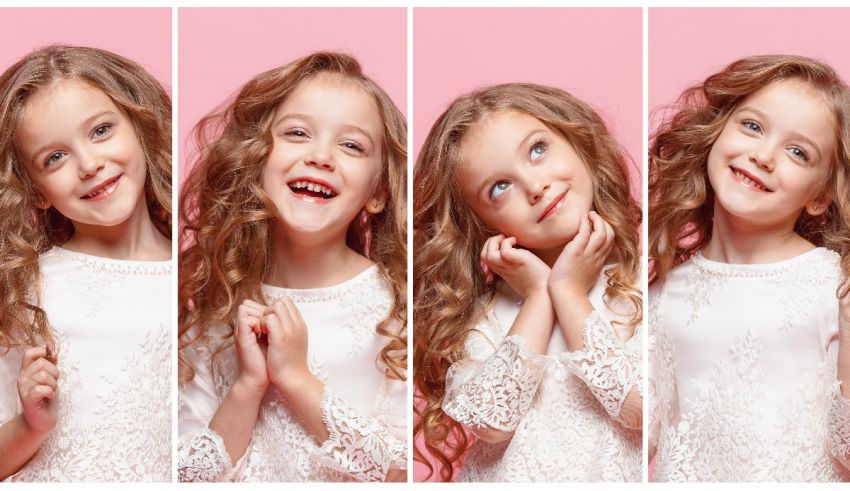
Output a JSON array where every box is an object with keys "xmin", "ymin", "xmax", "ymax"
[
  {"xmin": 748, "ymin": 147, "xmax": 774, "ymax": 172},
  {"xmin": 526, "ymin": 175, "xmax": 550, "ymax": 205},
  {"xmin": 77, "ymin": 150, "xmax": 105, "ymax": 179},
  {"xmin": 305, "ymin": 141, "xmax": 335, "ymax": 171}
]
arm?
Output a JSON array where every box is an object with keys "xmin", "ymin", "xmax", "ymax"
[
  {"xmin": 548, "ymin": 212, "xmax": 642, "ymax": 429},
  {"xmin": 0, "ymin": 346, "xmax": 59, "ymax": 480},
  {"xmin": 178, "ymin": 303, "xmax": 269, "ymax": 482},
  {"xmin": 265, "ymin": 298, "xmax": 407, "ymax": 482}
]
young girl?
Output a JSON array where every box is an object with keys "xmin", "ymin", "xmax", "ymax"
[
  {"xmin": 177, "ymin": 52, "xmax": 407, "ymax": 482},
  {"xmin": 649, "ymin": 54, "xmax": 850, "ymax": 482},
  {"xmin": 0, "ymin": 45, "xmax": 172, "ymax": 481},
  {"xmin": 413, "ymin": 83, "xmax": 643, "ymax": 482}
]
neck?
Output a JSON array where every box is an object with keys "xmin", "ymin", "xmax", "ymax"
[
  {"xmin": 265, "ymin": 224, "xmax": 372, "ymax": 289},
  {"xmin": 702, "ymin": 204, "xmax": 813, "ymax": 263},
  {"xmin": 63, "ymin": 200, "xmax": 170, "ymax": 260}
]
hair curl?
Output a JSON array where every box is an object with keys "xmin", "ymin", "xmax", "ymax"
[
  {"xmin": 0, "ymin": 45, "xmax": 172, "ymax": 352},
  {"xmin": 179, "ymin": 51, "xmax": 407, "ymax": 384},
  {"xmin": 649, "ymin": 54, "xmax": 850, "ymax": 297},
  {"xmin": 413, "ymin": 83, "xmax": 642, "ymax": 480}
]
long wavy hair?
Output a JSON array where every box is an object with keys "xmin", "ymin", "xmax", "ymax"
[
  {"xmin": 650, "ymin": 54, "xmax": 850, "ymax": 296},
  {"xmin": 413, "ymin": 83, "xmax": 642, "ymax": 480},
  {"xmin": 0, "ymin": 45, "xmax": 172, "ymax": 352},
  {"xmin": 179, "ymin": 52, "xmax": 407, "ymax": 383}
]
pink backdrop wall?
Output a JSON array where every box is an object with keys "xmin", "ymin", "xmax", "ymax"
[
  {"xmin": 178, "ymin": 8, "xmax": 407, "ymax": 183},
  {"xmin": 650, "ymin": 8, "xmax": 850, "ymax": 131},
  {"xmin": 0, "ymin": 8, "xmax": 171, "ymax": 92},
  {"xmin": 413, "ymin": 7, "xmax": 642, "ymax": 482},
  {"xmin": 414, "ymin": 8, "xmax": 643, "ymax": 199}
]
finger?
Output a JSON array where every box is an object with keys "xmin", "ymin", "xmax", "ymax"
[
  {"xmin": 242, "ymin": 299, "xmax": 268, "ymax": 311},
  {"xmin": 281, "ymin": 297, "xmax": 307, "ymax": 330},
  {"xmin": 270, "ymin": 301, "xmax": 294, "ymax": 328},
  {"xmin": 571, "ymin": 214, "xmax": 591, "ymax": 250},
  {"xmin": 29, "ymin": 385, "xmax": 55, "ymax": 401},
  {"xmin": 30, "ymin": 370, "xmax": 58, "ymax": 391},
  {"xmin": 21, "ymin": 357, "xmax": 60, "ymax": 380},
  {"xmin": 263, "ymin": 310, "xmax": 285, "ymax": 343},
  {"xmin": 498, "ymin": 237, "xmax": 523, "ymax": 264},
  {"xmin": 602, "ymin": 220, "xmax": 616, "ymax": 257},
  {"xmin": 586, "ymin": 212, "xmax": 608, "ymax": 253},
  {"xmin": 485, "ymin": 235, "xmax": 504, "ymax": 265},
  {"xmin": 21, "ymin": 346, "xmax": 48, "ymax": 370}
]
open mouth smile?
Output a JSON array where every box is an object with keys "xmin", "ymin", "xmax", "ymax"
[
  {"xmin": 287, "ymin": 178, "xmax": 338, "ymax": 202},
  {"xmin": 81, "ymin": 175, "xmax": 122, "ymax": 201},
  {"xmin": 730, "ymin": 166, "xmax": 772, "ymax": 193}
]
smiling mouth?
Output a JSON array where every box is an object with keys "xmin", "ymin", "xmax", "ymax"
[
  {"xmin": 287, "ymin": 179, "xmax": 338, "ymax": 201},
  {"xmin": 81, "ymin": 175, "xmax": 122, "ymax": 201},
  {"xmin": 538, "ymin": 191, "xmax": 568, "ymax": 222},
  {"xmin": 730, "ymin": 166, "xmax": 772, "ymax": 193}
]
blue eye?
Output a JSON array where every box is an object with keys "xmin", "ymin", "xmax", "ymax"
[
  {"xmin": 742, "ymin": 120, "xmax": 762, "ymax": 133},
  {"xmin": 44, "ymin": 151, "xmax": 66, "ymax": 167},
  {"xmin": 285, "ymin": 129, "xmax": 308, "ymax": 138},
  {"xmin": 530, "ymin": 140, "xmax": 547, "ymax": 161},
  {"xmin": 489, "ymin": 180, "xmax": 510, "ymax": 200},
  {"xmin": 91, "ymin": 123, "xmax": 112, "ymax": 141},
  {"xmin": 788, "ymin": 146, "xmax": 810, "ymax": 162},
  {"xmin": 342, "ymin": 141, "xmax": 366, "ymax": 153}
]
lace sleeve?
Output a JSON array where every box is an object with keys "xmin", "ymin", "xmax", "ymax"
[
  {"xmin": 442, "ymin": 334, "xmax": 548, "ymax": 433},
  {"xmin": 310, "ymin": 384, "xmax": 407, "ymax": 482},
  {"xmin": 562, "ymin": 310, "xmax": 642, "ymax": 428},
  {"xmin": 178, "ymin": 427, "xmax": 233, "ymax": 482},
  {"xmin": 827, "ymin": 382, "xmax": 850, "ymax": 470}
]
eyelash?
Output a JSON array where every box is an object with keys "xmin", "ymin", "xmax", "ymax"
[
  {"xmin": 283, "ymin": 129, "xmax": 366, "ymax": 154},
  {"xmin": 741, "ymin": 120, "xmax": 810, "ymax": 162},
  {"xmin": 529, "ymin": 137, "xmax": 548, "ymax": 161},
  {"xmin": 42, "ymin": 123, "xmax": 114, "ymax": 167}
]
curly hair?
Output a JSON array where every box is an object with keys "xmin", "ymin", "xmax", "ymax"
[
  {"xmin": 412, "ymin": 83, "xmax": 642, "ymax": 480},
  {"xmin": 178, "ymin": 51, "xmax": 407, "ymax": 384},
  {"xmin": 649, "ymin": 54, "xmax": 850, "ymax": 296},
  {"xmin": 0, "ymin": 45, "xmax": 172, "ymax": 352}
]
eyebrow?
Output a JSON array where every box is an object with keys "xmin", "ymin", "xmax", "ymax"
[
  {"xmin": 736, "ymin": 106, "xmax": 823, "ymax": 158},
  {"xmin": 29, "ymin": 110, "xmax": 118, "ymax": 164},
  {"xmin": 273, "ymin": 113, "xmax": 375, "ymax": 147}
]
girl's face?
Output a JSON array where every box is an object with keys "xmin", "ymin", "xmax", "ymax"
[
  {"xmin": 707, "ymin": 80, "xmax": 835, "ymax": 228},
  {"xmin": 456, "ymin": 110, "xmax": 594, "ymax": 251},
  {"xmin": 17, "ymin": 79, "xmax": 148, "ymax": 229},
  {"xmin": 263, "ymin": 74, "xmax": 385, "ymax": 245}
]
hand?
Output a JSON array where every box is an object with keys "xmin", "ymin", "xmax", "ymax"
[
  {"xmin": 234, "ymin": 299, "xmax": 269, "ymax": 392},
  {"xmin": 264, "ymin": 298, "xmax": 312, "ymax": 393},
  {"xmin": 17, "ymin": 346, "xmax": 59, "ymax": 435},
  {"xmin": 548, "ymin": 211, "xmax": 615, "ymax": 298},
  {"xmin": 480, "ymin": 234, "xmax": 551, "ymax": 299}
]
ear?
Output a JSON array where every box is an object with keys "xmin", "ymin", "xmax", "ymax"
[
  {"xmin": 34, "ymin": 191, "xmax": 51, "ymax": 210},
  {"xmin": 366, "ymin": 186, "xmax": 388, "ymax": 215},
  {"xmin": 805, "ymin": 190, "xmax": 832, "ymax": 216}
]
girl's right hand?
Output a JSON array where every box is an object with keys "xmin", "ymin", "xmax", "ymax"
[
  {"xmin": 481, "ymin": 234, "xmax": 551, "ymax": 299},
  {"xmin": 17, "ymin": 346, "xmax": 59, "ymax": 435},
  {"xmin": 548, "ymin": 212, "xmax": 615, "ymax": 297},
  {"xmin": 234, "ymin": 299, "xmax": 269, "ymax": 392}
]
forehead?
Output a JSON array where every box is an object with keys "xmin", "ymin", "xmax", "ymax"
[
  {"xmin": 17, "ymin": 79, "xmax": 119, "ymax": 145},
  {"xmin": 457, "ymin": 110, "xmax": 548, "ymax": 176},
  {"xmin": 735, "ymin": 80, "xmax": 836, "ymax": 152},
  {"xmin": 274, "ymin": 74, "xmax": 382, "ymax": 134}
]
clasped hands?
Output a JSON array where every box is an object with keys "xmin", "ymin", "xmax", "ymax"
[
  {"xmin": 234, "ymin": 297, "xmax": 312, "ymax": 396},
  {"xmin": 480, "ymin": 211, "xmax": 615, "ymax": 301}
]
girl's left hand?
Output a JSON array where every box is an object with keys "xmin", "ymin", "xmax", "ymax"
[
  {"xmin": 264, "ymin": 297, "xmax": 312, "ymax": 393},
  {"xmin": 548, "ymin": 211, "xmax": 615, "ymax": 298}
]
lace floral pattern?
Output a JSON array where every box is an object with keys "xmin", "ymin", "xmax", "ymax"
[
  {"xmin": 651, "ymin": 249, "xmax": 850, "ymax": 482},
  {"xmin": 313, "ymin": 390, "xmax": 406, "ymax": 482},
  {"xmin": 4, "ymin": 251, "xmax": 172, "ymax": 482},
  {"xmin": 562, "ymin": 311, "xmax": 641, "ymax": 424},
  {"xmin": 178, "ymin": 427, "xmax": 233, "ymax": 482},
  {"xmin": 828, "ymin": 383, "xmax": 850, "ymax": 467},
  {"xmin": 443, "ymin": 335, "xmax": 547, "ymax": 432},
  {"xmin": 178, "ymin": 267, "xmax": 407, "ymax": 482},
  {"xmin": 445, "ymin": 276, "xmax": 642, "ymax": 482}
]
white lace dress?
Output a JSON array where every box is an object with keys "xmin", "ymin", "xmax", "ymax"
[
  {"xmin": 442, "ymin": 270, "xmax": 642, "ymax": 482},
  {"xmin": 177, "ymin": 265, "xmax": 407, "ymax": 482},
  {"xmin": 0, "ymin": 247, "xmax": 172, "ymax": 482},
  {"xmin": 650, "ymin": 248, "xmax": 850, "ymax": 482}
]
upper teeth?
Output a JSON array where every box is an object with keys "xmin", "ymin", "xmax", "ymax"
[
  {"xmin": 733, "ymin": 169, "xmax": 768, "ymax": 191},
  {"xmin": 290, "ymin": 180, "xmax": 334, "ymax": 197}
]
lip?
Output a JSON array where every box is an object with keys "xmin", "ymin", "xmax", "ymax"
[
  {"xmin": 729, "ymin": 166, "xmax": 773, "ymax": 193},
  {"xmin": 286, "ymin": 176, "xmax": 339, "ymax": 203},
  {"xmin": 538, "ymin": 191, "xmax": 568, "ymax": 222},
  {"xmin": 80, "ymin": 174, "xmax": 122, "ymax": 201}
]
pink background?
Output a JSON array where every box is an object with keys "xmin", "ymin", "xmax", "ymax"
[
  {"xmin": 414, "ymin": 8, "xmax": 643, "ymax": 199},
  {"xmin": 413, "ymin": 8, "xmax": 642, "ymax": 482},
  {"xmin": 650, "ymin": 8, "xmax": 850, "ymax": 131},
  {"xmin": 178, "ymin": 8, "xmax": 407, "ymax": 183},
  {"xmin": 0, "ymin": 8, "xmax": 171, "ymax": 92}
]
